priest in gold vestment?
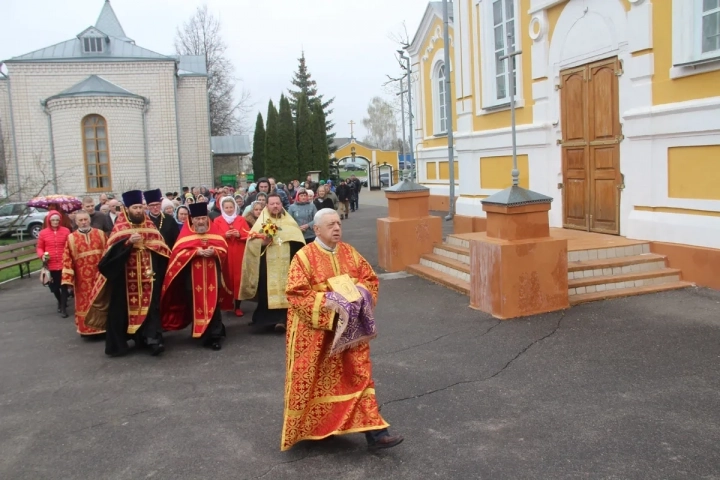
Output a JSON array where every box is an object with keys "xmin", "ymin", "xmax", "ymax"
[
  {"xmin": 282, "ymin": 208, "xmax": 403, "ymax": 451},
  {"xmin": 239, "ymin": 194, "xmax": 305, "ymax": 332}
]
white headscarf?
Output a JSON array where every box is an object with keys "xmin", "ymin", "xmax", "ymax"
[{"xmin": 219, "ymin": 196, "xmax": 238, "ymax": 224}]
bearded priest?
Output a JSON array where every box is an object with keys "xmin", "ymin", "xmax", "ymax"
[
  {"xmin": 85, "ymin": 190, "xmax": 172, "ymax": 357},
  {"xmin": 281, "ymin": 208, "xmax": 403, "ymax": 451},
  {"xmin": 160, "ymin": 202, "xmax": 231, "ymax": 351},
  {"xmin": 239, "ymin": 193, "xmax": 305, "ymax": 332}
]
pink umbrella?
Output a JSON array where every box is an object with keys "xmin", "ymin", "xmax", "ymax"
[{"xmin": 27, "ymin": 194, "xmax": 83, "ymax": 213}]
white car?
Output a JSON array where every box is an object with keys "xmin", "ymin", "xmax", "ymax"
[{"xmin": 0, "ymin": 202, "xmax": 49, "ymax": 239}]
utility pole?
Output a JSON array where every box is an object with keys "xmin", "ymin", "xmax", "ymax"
[
  {"xmin": 442, "ymin": 0, "xmax": 455, "ymax": 220},
  {"xmin": 499, "ymin": 31, "xmax": 522, "ymax": 186},
  {"xmin": 398, "ymin": 50, "xmax": 415, "ymax": 181},
  {"xmin": 398, "ymin": 76, "xmax": 407, "ymax": 174}
]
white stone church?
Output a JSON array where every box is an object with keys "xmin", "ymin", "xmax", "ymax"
[{"xmin": 0, "ymin": 0, "xmax": 212, "ymax": 200}]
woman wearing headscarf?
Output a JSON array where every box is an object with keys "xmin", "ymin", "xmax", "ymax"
[
  {"xmin": 36, "ymin": 210, "xmax": 71, "ymax": 317},
  {"xmin": 174, "ymin": 205, "xmax": 190, "ymax": 226},
  {"xmin": 213, "ymin": 196, "xmax": 251, "ymax": 317},
  {"xmin": 162, "ymin": 198, "xmax": 175, "ymax": 216}
]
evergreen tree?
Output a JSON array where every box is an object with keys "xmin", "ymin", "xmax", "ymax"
[
  {"xmin": 252, "ymin": 112, "xmax": 266, "ymax": 178},
  {"xmin": 296, "ymin": 93, "xmax": 314, "ymax": 178},
  {"xmin": 311, "ymin": 101, "xmax": 330, "ymax": 180},
  {"xmin": 264, "ymin": 100, "xmax": 280, "ymax": 178},
  {"xmin": 277, "ymin": 95, "xmax": 299, "ymax": 183},
  {"xmin": 288, "ymin": 51, "xmax": 337, "ymax": 153}
]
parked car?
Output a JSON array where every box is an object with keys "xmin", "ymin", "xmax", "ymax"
[
  {"xmin": 344, "ymin": 163, "xmax": 366, "ymax": 171},
  {"xmin": 0, "ymin": 202, "xmax": 49, "ymax": 239},
  {"xmin": 380, "ymin": 173, "xmax": 391, "ymax": 187}
]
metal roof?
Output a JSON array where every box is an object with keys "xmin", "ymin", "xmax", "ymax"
[
  {"xmin": 384, "ymin": 179, "xmax": 429, "ymax": 193},
  {"xmin": 176, "ymin": 55, "xmax": 208, "ymax": 76},
  {"xmin": 211, "ymin": 136, "xmax": 252, "ymax": 156},
  {"xmin": 481, "ymin": 186, "xmax": 553, "ymax": 207},
  {"xmin": 44, "ymin": 75, "xmax": 143, "ymax": 103},
  {"xmin": 332, "ymin": 137, "xmax": 382, "ymax": 152},
  {"xmin": 5, "ymin": 1, "xmax": 172, "ymax": 63},
  {"xmin": 95, "ymin": 0, "xmax": 132, "ymax": 42}
]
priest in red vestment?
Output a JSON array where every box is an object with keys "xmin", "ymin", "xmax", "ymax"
[
  {"xmin": 213, "ymin": 196, "xmax": 250, "ymax": 317},
  {"xmin": 161, "ymin": 202, "xmax": 231, "ymax": 351},
  {"xmin": 282, "ymin": 208, "xmax": 403, "ymax": 451},
  {"xmin": 61, "ymin": 210, "xmax": 106, "ymax": 337},
  {"xmin": 85, "ymin": 190, "xmax": 172, "ymax": 357}
]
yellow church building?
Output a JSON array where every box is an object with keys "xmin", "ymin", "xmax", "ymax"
[{"xmin": 407, "ymin": 0, "xmax": 720, "ymax": 289}]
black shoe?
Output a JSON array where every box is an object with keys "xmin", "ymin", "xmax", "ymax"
[
  {"xmin": 60, "ymin": 309, "xmax": 68, "ymax": 319},
  {"xmin": 204, "ymin": 341, "xmax": 221, "ymax": 351},
  {"xmin": 150, "ymin": 343, "xmax": 165, "ymax": 356},
  {"xmin": 368, "ymin": 434, "xmax": 404, "ymax": 450}
]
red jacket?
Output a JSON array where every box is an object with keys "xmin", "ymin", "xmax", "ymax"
[{"xmin": 36, "ymin": 211, "xmax": 70, "ymax": 271}]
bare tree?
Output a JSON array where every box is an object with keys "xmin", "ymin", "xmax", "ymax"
[
  {"xmin": 175, "ymin": 4, "xmax": 253, "ymax": 136},
  {"xmin": 362, "ymin": 97, "xmax": 399, "ymax": 151}
]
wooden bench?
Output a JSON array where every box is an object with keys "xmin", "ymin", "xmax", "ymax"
[{"xmin": 0, "ymin": 240, "xmax": 39, "ymax": 279}]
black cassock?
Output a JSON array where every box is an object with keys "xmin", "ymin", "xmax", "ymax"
[
  {"xmin": 99, "ymin": 242, "xmax": 168, "ymax": 356},
  {"xmin": 250, "ymin": 241, "xmax": 304, "ymax": 329},
  {"xmin": 149, "ymin": 213, "xmax": 180, "ymax": 249}
]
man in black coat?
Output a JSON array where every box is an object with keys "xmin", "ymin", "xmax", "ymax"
[
  {"xmin": 144, "ymin": 189, "xmax": 180, "ymax": 249},
  {"xmin": 336, "ymin": 180, "xmax": 351, "ymax": 219},
  {"xmin": 350, "ymin": 175, "xmax": 362, "ymax": 211}
]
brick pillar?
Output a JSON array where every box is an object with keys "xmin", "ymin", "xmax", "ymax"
[
  {"xmin": 377, "ymin": 181, "xmax": 442, "ymax": 272},
  {"xmin": 469, "ymin": 186, "xmax": 569, "ymax": 319}
]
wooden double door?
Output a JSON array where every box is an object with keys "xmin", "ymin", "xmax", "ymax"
[{"xmin": 560, "ymin": 57, "xmax": 623, "ymax": 234}]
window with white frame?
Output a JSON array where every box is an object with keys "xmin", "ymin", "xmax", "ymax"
[
  {"xmin": 479, "ymin": 0, "xmax": 520, "ymax": 110},
  {"xmin": 435, "ymin": 63, "xmax": 448, "ymax": 134},
  {"xmin": 673, "ymin": 0, "xmax": 720, "ymax": 67},
  {"xmin": 703, "ymin": 0, "xmax": 720, "ymax": 55},
  {"xmin": 83, "ymin": 37, "xmax": 104, "ymax": 54}
]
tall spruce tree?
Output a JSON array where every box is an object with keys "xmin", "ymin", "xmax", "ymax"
[
  {"xmin": 252, "ymin": 112, "xmax": 266, "ymax": 178},
  {"xmin": 296, "ymin": 93, "xmax": 314, "ymax": 178},
  {"xmin": 288, "ymin": 51, "xmax": 336, "ymax": 153},
  {"xmin": 311, "ymin": 101, "xmax": 330, "ymax": 180},
  {"xmin": 264, "ymin": 100, "xmax": 280, "ymax": 179},
  {"xmin": 277, "ymin": 95, "xmax": 299, "ymax": 183}
]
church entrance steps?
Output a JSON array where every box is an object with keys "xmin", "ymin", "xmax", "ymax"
[
  {"xmin": 406, "ymin": 229, "xmax": 695, "ymax": 310},
  {"xmin": 432, "ymin": 243, "xmax": 470, "ymax": 264},
  {"xmin": 406, "ymin": 263, "xmax": 470, "ymax": 295}
]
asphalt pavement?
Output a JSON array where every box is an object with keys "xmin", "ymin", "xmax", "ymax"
[{"xmin": 1, "ymin": 200, "xmax": 719, "ymax": 479}]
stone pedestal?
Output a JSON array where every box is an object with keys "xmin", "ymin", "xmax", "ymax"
[
  {"xmin": 377, "ymin": 181, "xmax": 442, "ymax": 272},
  {"xmin": 468, "ymin": 186, "xmax": 569, "ymax": 319}
]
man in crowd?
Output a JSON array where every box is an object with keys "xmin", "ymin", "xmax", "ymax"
[
  {"xmin": 247, "ymin": 177, "xmax": 271, "ymax": 205},
  {"xmin": 268, "ymin": 177, "xmax": 289, "ymax": 208},
  {"xmin": 350, "ymin": 175, "xmax": 362, "ymax": 211},
  {"xmin": 107, "ymin": 198, "xmax": 120, "ymax": 225},
  {"xmin": 336, "ymin": 179, "xmax": 351, "ymax": 219},
  {"xmin": 85, "ymin": 190, "xmax": 172, "ymax": 357},
  {"xmin": 144, "ymin": 189, "xmax": 180, "ymax": 249},
  {"xmin": 61, "ymin": 211, "xmax": 107, "ymax": 337},
  {"xmin": 94, "ymin": 193, "xmax": 109, "ymax": 212},
  {"xmin": 282, "ymin": 208, "xmax": 403, "ymax": 451},
  {"xmin": 82, "ymin": 196, "xmax": 113, "ymax": 236},
  {"xmin": 161, "ymin": 203, "xmax": 229, "ymax": 351},
  {"xmin": 240, "ymin": 194, "xmax": 305, "ymax": 332}
]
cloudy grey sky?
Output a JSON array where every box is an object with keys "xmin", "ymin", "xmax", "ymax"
[{"xmin": 1, "ymin": 0, "xmax": 427, "ymax": 140}]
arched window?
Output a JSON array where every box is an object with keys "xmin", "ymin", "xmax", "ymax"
[
  {"xmin": 435, "ymin": 63, "xmax": 447, "ymax": 134},
  {"xmin": 82, "ymin": 115, "xmax": 111, "ymax": 191}
]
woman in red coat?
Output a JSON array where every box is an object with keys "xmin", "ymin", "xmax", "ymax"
[
  {"xmin": 213, "ymin": 196, "xmax": 250, "ymax": 317},
  {"xmin": 36, "ymin": 210, "xmax": 71, "ymax": 317}
]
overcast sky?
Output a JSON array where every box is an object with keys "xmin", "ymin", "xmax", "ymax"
[{"xmin": 1, "ymin": 0, "xmax": 428, "ymax": 140}]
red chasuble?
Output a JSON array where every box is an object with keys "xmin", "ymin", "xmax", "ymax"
[
  {"xmin": 85, "ymin": 210, "xmax": 171, "ymax": 332},
  {"xmin": 61, "ymin": 228, "xmax": 107, "ymax": 335},
  {"xmin": 161, "ymin": 222, "xmax": 231, "ymax": 337},
  {"xmin": 212, "ymin": 215, "xmax": 250, "ymax": 310}
]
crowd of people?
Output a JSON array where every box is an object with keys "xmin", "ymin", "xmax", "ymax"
[{"xmin": 34, "ymin": 175, "xmax": 402, "ymax": 451}]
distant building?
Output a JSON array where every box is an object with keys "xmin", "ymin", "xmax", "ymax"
[
  {"xmin": 211, "ymin": 135, "xmax": 252, "ymax": 186},
  {"xmin": 0, "ymin": 1, "xmax": 212, "ymax": 199}
]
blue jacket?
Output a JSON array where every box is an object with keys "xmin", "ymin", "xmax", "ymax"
[{"xmin": 287, "ymin": 201, "xmax": 317, "ymax": 240}]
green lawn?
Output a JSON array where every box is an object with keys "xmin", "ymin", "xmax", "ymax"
[{"xmin": 338, "ymin": 171, "xmax": 366, "ymax": 180}]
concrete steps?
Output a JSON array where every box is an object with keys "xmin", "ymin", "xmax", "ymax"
[{"xmin": 406, "ymin": 235, "xmax": 694, "ymax": 307}]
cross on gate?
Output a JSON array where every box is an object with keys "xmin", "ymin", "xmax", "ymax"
[{"xmin": 348, "ymin": 120, "xmax": 356, "ymax": 139}]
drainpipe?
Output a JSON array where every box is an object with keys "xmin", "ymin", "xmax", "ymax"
[
  {"xmin": 41, "ymin": 101, "xmax": 58, "ymax": 193},
  {"xmin": 173, "ymin": 66, "xmax": 184, "ymax": 190},
  {"xmin": 1, "ymin": 64, "xmax": 22, "ymax": 199},
  {"xmin": 442, "ymin": 0, "xmax": 456, "ymax": 221},
  {"xmin": 205, "ymin": 80, "xmax": 214, "ymax": 186},
  {"xmin": 142, "ymin": 98, "xmax": 151, "ymax": 190}
]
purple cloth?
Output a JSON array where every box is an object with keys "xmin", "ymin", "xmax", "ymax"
[{"xmin": 324, "ymin": 286, "xmax": 377, "ymax": 355}]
